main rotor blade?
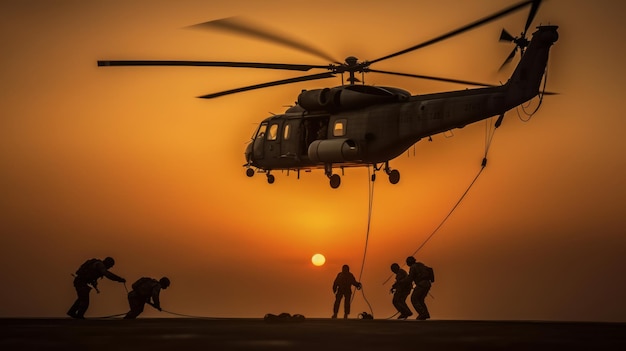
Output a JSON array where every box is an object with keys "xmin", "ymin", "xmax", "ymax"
[
  {"xmin": 498, "ymin": 47, "xmax": 518, "ymax": 71},
  {"xmin": 523, "ymin": 0, "xmax": 542, "ymax": 36},
  {"xmin": 197, "ymin": 72, "xmax": 336, "ymax": 99},
  {"xmin": 190, "ymin": 17, "xmax": 339, "ymax": 64},
  {"xmin": 366, "ymin": 69, "xmax": 497, "ymax": 87},
  {"xmin": 97, "ymin": 60, "xmax": 330, "ymax": 71},
  {"xmin": 369, "ymin": 0, "xmax": 536, "ymax": 65}
]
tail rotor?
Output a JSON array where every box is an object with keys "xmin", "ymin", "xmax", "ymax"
[{"xmin": 498, "ymin": 0, "xmax": 542, "ymax": 71}]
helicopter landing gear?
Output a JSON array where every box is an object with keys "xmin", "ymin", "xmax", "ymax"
[
  {"xmin": 246, "ymin": 168, "xmax": 255, "ymax": 177},
  {"xmin": 329, "ymin": 174, "xmax": 341, "ymax": 189},
  {"xmin": 388, "ymin": 169, "xmax": 400, "ymax": 184},
  {"xmin": 266, "ymin": 173, "xmax": 275, "ymax": 184},
  {"xmin": 325, "ymin": 164, "xmax": 341, "ymax": 189},
  {"xmin": 373, "ymin": 162, "xmax": 400, "ymax": 185},
  {"xmin": 384, "ymin": 162, "xmax": 400, "ymax": 184}
]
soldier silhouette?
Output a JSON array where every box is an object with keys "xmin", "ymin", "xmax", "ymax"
[
  {"xmin": 402, "ymin": 256, "xmax": 433, "ymax": 320},
  {"xmin": 67, "ymin": 257, "xmax": 125, "ymax": 319},
  {"xmin": 332, "ymin": 265, "xmax": 362, "ymax": 319},
  {"xmin": 124, "ymin": 277, "xmax": 170, "ymax": 319},
  {"xmin": 390, "ymin": 263, "xmax": 413, "ymax": 319}
]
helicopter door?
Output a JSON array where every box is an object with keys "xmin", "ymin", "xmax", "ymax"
[
  {"xmin": 280, "ymin": 120, "xmax": 299, "ymax": 159},
  {"xmin": 252, "ymin": 122, "xmax": 268, "ymax": 160},
  {"xmin": 263, "ymin": 121, "xmax": 282, "ymax": 161}
]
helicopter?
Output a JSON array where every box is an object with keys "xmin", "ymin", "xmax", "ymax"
[{"xmin": 97, "ymin": 0, "xmax": 558, "ymax": 189}]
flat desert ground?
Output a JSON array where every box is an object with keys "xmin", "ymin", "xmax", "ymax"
[{"xmin": 1, "ymin": 318, "xmax": 625, "ymax": 350}]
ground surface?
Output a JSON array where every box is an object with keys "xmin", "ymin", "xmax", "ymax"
[{"xmin": 1, "ymin": 318, "xmax": 625, "ymax": 350}]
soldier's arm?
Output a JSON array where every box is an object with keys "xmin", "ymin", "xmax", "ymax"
[
  {"xmin": 151, "ymin": 287, "xmax": 162, "ymax": 310},
  {"xmin": 103, "ymin": 270, "xmax": 126, "ymax": 283}
]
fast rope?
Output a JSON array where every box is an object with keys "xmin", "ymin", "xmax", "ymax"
[
  {"xmin": 518, "ymin": 64, "xmax": 549, "ymax": 122},
  {"xmin": 382, "ymin": 116, "xmax": 500, "ymax": 286},
  {"xmin": 351, "ymin": 165, "xmax": 376, "ymax": 317},
  {"xmin": 160, "ymin": 309, "xmax": 229, "ymax": 319}
]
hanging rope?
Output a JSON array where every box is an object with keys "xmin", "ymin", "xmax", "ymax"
[
  {"xmin": 518, "ymin": 63, "xmax": 550, "ymax": 122},
  {"xmin": 93, "ymin": 313, "xmax": 127, "ymax": 319},
  {"xmin": 382, "ymin": 117, "xmax": 500, "ymax": 286},
  {"xmin": 351, "ymin": 165, "xmax": 376, "ymax": 317},
  {"xmin": 160, "ymin": 309, "xmax": 229, "ymax": 319}
]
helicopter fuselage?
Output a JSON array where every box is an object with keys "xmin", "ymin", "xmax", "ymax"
[
  {"xmin": 246, "ymin": 86, "xmax": 507, "ymax": 169},
  {"xmin": 245, "ymin": 25, "xmax": 558, "ymax": 182}
]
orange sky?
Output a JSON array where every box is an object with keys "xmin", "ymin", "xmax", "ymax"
[{"xmin": 1, "ymin": 0, "xmax": 625, "ymax": 321}]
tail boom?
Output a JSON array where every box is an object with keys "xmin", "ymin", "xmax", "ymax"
[{"xmin": 504, "ymin": 25, "xmax": 558, "ymax": 106}]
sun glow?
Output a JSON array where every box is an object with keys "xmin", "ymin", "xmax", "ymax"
[{"xmin": 311, "ymin": 253, "xmax": 326, "ymax": 266}]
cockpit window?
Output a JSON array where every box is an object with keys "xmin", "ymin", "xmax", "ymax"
[
  {"xmin": 256, "ymin": 124, "xmax": 267, "ymax": 139},
  {"xmin": 333, "ymin": 119, "xmax": 346, "ymax": 137},
  {"xmin": 267, "ymin": 124, "xmax": 279, "ymax": 140}
]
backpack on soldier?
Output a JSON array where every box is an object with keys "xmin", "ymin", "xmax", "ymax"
[
  {"xmin": 132, "ymin": 277, "xmax": 156, "ymax": 296},
  {"xmin": 424, "ymin": 264, "xmax": 435, "ymax": 283},
  {"xmin": 418, "ymin": 262, "xmax": 435, "ymax": 283},
  {"xmin": 75, "ymin": 258, "xmax": 99, "ymax": 277}
]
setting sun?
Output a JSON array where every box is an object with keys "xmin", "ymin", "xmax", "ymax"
[{"xmin": 312, "ymin": 253, "xmax": 326, "ymax": 266}]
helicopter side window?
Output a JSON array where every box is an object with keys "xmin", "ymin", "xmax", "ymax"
[
  {"xmin": 283, "ymin": 123, "xmax": 291, "ymax": 140},
  {"xmin": 333, "ymin": 119, "xmax": 346, "ymax": 137},
  {"xmin": 267, "ymin": 124, "xmax": 279, "ymax": 141}
]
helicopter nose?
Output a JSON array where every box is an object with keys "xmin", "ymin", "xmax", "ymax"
[{"xmin": 245, "ymin": 142, "xmax": 253, "ymax": 162}]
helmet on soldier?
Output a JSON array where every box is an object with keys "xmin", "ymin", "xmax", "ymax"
[
  {"xmin": 103, "ymin": 257, "xmax": 115, "ymax": 268},
  {"xmin": 390, "ymin": 263, "xmax": 400, "ymax": 273},
  {"xmin": 159, "ymin": 277, "xmax": 170, "ymax": 289}
]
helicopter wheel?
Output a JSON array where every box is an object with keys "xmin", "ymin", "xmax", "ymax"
[
  {"xmin": 388, "ymin": 169, "xmax": 400, "ymax": 184},
  {"xmin": 371, "ymin": 174, "xmax": 376, "ymax": 182},
  {"xmin": 267, "ymin": 174, "xmax": 275, "ymax": 184},
  {"xmin": 246, "ymin": 168, "xmax": 255, "ymax": 177},
  {"xmin": 329, "ymin": 174, "xmax": 341, "ymax": 189}
]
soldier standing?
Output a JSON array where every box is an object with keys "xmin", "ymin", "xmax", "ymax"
[
  {"xmin": 332, "ymin": 264, "xmax": 362, "ymax": 319},
  {"xmin": 67, "ymin": 257, "xmax": 126, "ymax": 319},
  {"xmin": 404, "ymin": 256, "xmax": 433, "ymax": 320},
  {"xmin": 390, "ymin": 263, "xmax": 413, "ymax": 319}
]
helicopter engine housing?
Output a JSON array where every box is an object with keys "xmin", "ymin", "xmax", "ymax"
[
  {"xmin": 298, "ymin": 86, "xmax": 408, "ymax": 112},
  {"xmin": 298, "ymin": 88, "xmax": 333, "ymax": 111},
  {"xmin": 308, "ymin": 138, "xmax": 359, "ymax": 163}
]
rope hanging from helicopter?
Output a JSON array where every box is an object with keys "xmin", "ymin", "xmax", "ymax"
[
  {"xmin": 518, "ymin": 61, "xmax": 551, "ymax": 122},
  {"xmin": 408, "ymin": 58, "xmax": 552, "ymax": 262},
  {"xmin": 396, "ymin": 51, "xmax": 555, "ymax": 270},
  {"xmin": 351, "ymin": 165, "xmax": 377, "ymax": 317},
  {"xmin": 381, "ymin": 114, "xmax": 501, "ymax": 291}
]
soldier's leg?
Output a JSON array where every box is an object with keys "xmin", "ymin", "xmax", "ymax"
[
  {"xmin": 410, "ymin": 288, "xmax": 424, "ymax": 317},
  {"xmin": 397, "ymin": 290, "xmax": 413, "ymax": 317},
  {"xmin": 412, "ymin": 285, "xmax": 430, "ymax": 319},
  {"xmin": 67, "ymin": 286, "xmax": 81, "ymax": 317},
  {"xmin": 332, "ymin": 293, "xmax": 342, "ymax": 317},
  {"xmin": 124, "ymin": 292, "xmax": 145, "ymax": 319},
  {"xmin": 419, "ymin": 286, "xmax": 430, "ymax": 319},
  {"xmin": 344, "ymin": 292, "xmax": 352, "ymax": 316},
  {"xmin": 391, "ymin": 291, "xmax": 403, "ymax": 314},
  {"xmin": 74, "ymin": 285, "xmax": 91, "ymax": 319}
]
